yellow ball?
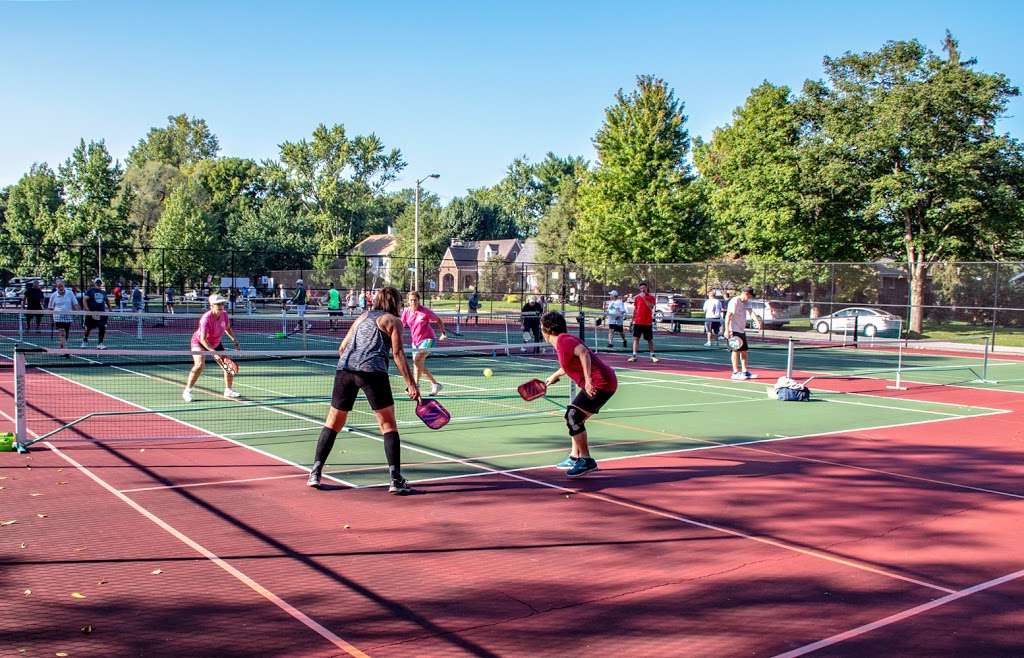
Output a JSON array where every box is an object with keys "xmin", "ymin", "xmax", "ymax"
[{"xmin": 483, "ymin": 368, "xmax": 494, "ymax": 378}]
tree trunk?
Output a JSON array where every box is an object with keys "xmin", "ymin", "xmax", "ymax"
[{"xmin": 909, "ymin": 259, "xmax": 926, "ymax": 335}]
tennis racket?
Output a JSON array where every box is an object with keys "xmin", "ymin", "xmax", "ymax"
[
  {"xmin": 214, "ymin": 354, "xmax": 240, "ymax": 375},
  {"xmin": 415, "ymin": 398, "xmax": 450, "ymax": 430}
]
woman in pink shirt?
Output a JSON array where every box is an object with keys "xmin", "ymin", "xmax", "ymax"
[
  {"xmin": 183, "ymin": 293, "xmax": 241, "ymax": 402},
  {"xmin": 401, "ymin": 291, "xmax": 447, "ymax": 396}
]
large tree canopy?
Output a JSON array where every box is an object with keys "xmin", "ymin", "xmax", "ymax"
[
  {"xmin": 127, "ymin": 114, "xmax": 220, "ymax": 169},
  {"xmin": 573, "ymin": 75, "xmax": 709, "ymax": 268},
  {"xmin": 805, "ymin": 33, "xmax": 1024, "ymax": 332}
]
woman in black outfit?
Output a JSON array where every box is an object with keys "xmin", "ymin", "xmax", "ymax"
[{"xmin": 307, "ymin": 287, "xmax": 420, "ymax": 494}]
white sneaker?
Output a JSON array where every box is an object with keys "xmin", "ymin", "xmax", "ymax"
[
  {"xmin": 97, "ymin": 343, "xmax": 106, "ymax": 350},
  {"xmin": 730, "ymin": 372, "xmax": 746, "ymax": 380},
  {"xmin": 80, "ymin": 341, "xmax": 88, "ymax": 348},
  {"xmin": 627, "ymin": 355, "xmax": 637, "ymax": 362},
  {"xmin": 703, "ymin": 341, "xmax": 712, "ymax": 347},
  {"xmin": 744, "ymin": 371, "xmax": 757, "ymax": 379},
  {"xmin": 429, "ymin": 382, "xmax": 443, "ymax": 396},
  {"xmin": 650, "ymin": 356, "xmax": 659, "ymax": 363},
  {"xmin": 224, "ymin": 388, "xmax": 241, "ymax": 399},
  {"xmin": 182, "ymin": 388, "xmax": 193, "ymax": 402}
]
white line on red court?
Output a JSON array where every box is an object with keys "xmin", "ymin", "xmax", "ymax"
[{"xmin": 771, "ymin": 567, "xmax": 1024, "ymax": 657}]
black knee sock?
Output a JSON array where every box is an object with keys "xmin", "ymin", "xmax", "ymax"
[
  {"xmin": 98, "ymin": 326, "xmax": 106, "ymax": 343},
  {"xmin": 383, "ymin": 431, "xmax": 401, "ymax": 479},
  {"xmin": 314, "ymin": 427, "xmax": 339, "ymax": 465}
]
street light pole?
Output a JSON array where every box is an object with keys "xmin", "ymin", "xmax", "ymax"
[{"xmin": 414, "ymin": 173, "xmax": 440, "ymax": 293}]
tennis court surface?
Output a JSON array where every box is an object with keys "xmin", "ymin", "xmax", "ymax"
[{"xmin": 3, "ymin": 337, "xmax": 1023, "ymax": 656}]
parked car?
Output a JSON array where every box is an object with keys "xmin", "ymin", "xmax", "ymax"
[
  {"xmin": 2, "ymin": 287, "xmax": 21, "ymax": 308},
  {"xmin": 746, "ymin": 299, "xmax": 802, "ymax": 329},
  {"xmin": 812, "ymin": 307, "xmax": 901, "ymax": 337}
]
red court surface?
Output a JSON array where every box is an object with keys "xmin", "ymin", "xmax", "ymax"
[{"xmin": 2, "ymin": 357, "xmax": 1023, "ymax": 657}]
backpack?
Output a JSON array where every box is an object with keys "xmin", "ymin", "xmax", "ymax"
[{"xmin": 769, "ymin": 377, "xmax": 811, "ymax": 402}]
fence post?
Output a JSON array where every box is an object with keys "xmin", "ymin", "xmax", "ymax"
[{"xmin": 991, "ymin": 262, "xmax": 1000, "ymax": 348}]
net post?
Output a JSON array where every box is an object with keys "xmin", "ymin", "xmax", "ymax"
[
  {"xmin": 504, "ymin": 313, "xmax": 510, "ymax": 345},
  {"xmin": 852, "ymin": 313, "xmax": 859, "ymax": 347},
  {"xmin": 280, "ymin": 308, "xmax": 287, "ymax": 336},
  {"xmin": 13, "ymin": 348, "xmax": 28, "ymax": 451},
  {"xmin": 785, "ymin": 338, "xmax": 796, "ymax": 379},
  {"xmin": 972, "ymin": 335, "xmax": 997, "ymax": 384},
  {"xmin": 577, "ymin": 310, "xmax": 586, "ymax": 342},
  {"xmin": 886, "ymin": 327, "xmax": 907, "ymax": 390},
  {"xmin": 300, "ymin": 310, "xmax": 308, "ymax": 350},
  {"xmin": 136, "ymin": 313, "xmax": 143, "ymax": 339}
]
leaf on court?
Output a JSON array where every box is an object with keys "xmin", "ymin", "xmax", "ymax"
[
  {"xmin": 57, "ymin": 481, "xmax": 68, "ymax": 485},
  {"xmin": 342, "ymin": 524, "xmax": 350, "ymax": 529},
  {"xmin": 36, "ymin": 513, "xmax": 47, "ymax": 518},
  {"xmin": 150, "ymin": 569, "xmax": 163, "ymax": 575},
  {"xmin": 73, "ymin": 547, "xmax": 86, "ymax": 552},
  {"xmin": 56, "ymin": 653, "xmax": 69, "ymax": 657},
  {"xmin": 0, "ymin": 476, "xmax": 7, "ymax": 480},
  {"xmin": 30, "ymin": 493, "xmax": 42, "ymax": 497},
  {"xmin": 23, "ymin": 589, "xmax": 31, "ymax": 595},
  {"xmin": 97, "ymin": 579, "xmax": 107, "ymax": 585},
  {"xmin": 139, "ymin": 449, "xmax": 145, "ymax": 452},
  {"xmin": 1, "ymin": 520, "xmax": 16, "ymax": 526},
  {"xmin": 80, "ymin": 624, "xmax": 93, "ymax": 634},
  {"xmin": 70, "ymin": 592, "xmax": 86, "ymax": 599}
]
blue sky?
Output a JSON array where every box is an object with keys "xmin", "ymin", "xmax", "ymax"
[{"xmin": 2, "ymin": 0, "xmax": 1021, "ymax": 201}]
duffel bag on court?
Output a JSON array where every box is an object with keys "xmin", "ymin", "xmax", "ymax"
[{"xmin": 767, "ymin": 377, "xmax": 811, "ymax": 401}]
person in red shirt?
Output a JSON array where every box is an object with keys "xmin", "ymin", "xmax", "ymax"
[
  {"xmin": 629, "ymin": 282, "xmax": 658, "ymax": 363},
  {"xmin": 541, "ymin": 311, "xmax": 618, "ymax": 478}
]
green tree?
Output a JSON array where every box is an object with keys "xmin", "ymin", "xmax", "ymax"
[
  {"xmin": 390, "ymin": 188, "xmax": 445, "ymax": 269},
  {"xmin": 806, "ymin": 34, "xmax": 1024, "ymax": 333},
  {"xmin": 573, "ymin": 75, "xmax": 708, "ymax": 267},
  {"xmin": 440, "ymin": 193, "xmax": 516, "ymax": 241},
  {"xmin": 536, "ymin": 161, "xmax": 585, "ymax": 264},
  {"xmin": 121, "ymin": 161, "xmax": 183, "ymax": 249},
  {"xmin": 0, "ymin": 164, "xmax": 63, "ymax": 276},
  {"xmin": 55, "ymin": 140, "xmax": 132, "ymax": 277},
  {"xmin": 147, "ymin": 179, "xmax": 221, "ymax": 286},
  {"xmin": 278, "ymin": 124, "xmax": 405, "ymax": 271},
  {"xmin": 127, "ymin": 114, "xmax": 220, "ymax": 169}
]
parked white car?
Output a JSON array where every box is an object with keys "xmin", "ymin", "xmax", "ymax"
[
  {"xmin": 813, "ymin": 307, "xmax": 901, "ymax": 337},
  {"xmin": 746, "ymin": 299, "xmax": 802, "ymax": 329}
]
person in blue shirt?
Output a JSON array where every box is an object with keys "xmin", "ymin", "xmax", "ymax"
[{"xmin": 82, "ymin": 278, "xmax": 111, "ymax": 349}]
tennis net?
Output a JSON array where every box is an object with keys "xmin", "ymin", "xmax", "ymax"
[
  {"xmin": 784, "ymin": 333, "xmax": 1003, "ymax": 388},
  {"xmin": 10, "ymin": 341, "xmax": 571, "ymax": 450},
  {"xmin": 0, "ymin": 307, "xmax": 543, "ymax": 355}
]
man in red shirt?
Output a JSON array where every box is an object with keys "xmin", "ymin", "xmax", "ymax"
[
  {"xmin": 629, "ymin": 282, "xmax": 658, "ymax": 363},
  {"xmin": 542, "ymin": 311, "xmax": 618, "ymax": 477}
]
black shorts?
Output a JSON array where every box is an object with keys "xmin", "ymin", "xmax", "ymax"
[
  {"xmin": 84, "ymin": 315, "xmax": 108, "ymax": 329},
  {"xmin": 332, "ymin": 370, "xmax": 394, "ymax": 411},
  {"xmin": 329, "ymin": 309, "xmax": 342, "ymax": 317},
  {"xmin": 609, "ymin": 323, "xmax": 624, "ymax": 333},
  {"xmin": 704, "ymin": 320, "xmax": 721, "ymax": 334},
  {"xmin": 571, "ymin": 387, "xmax": 615, "ymax": 415},
  {"xmin": 731, "ymin": 331, "xmax": 749, "ymax": 352},
  {"xmin": 55, "ymin": 321, "xmax": 71, "ymax": 335},
  {"xmin": 632, "ymin": 323, "xmax": 653, "ymax": 340}
]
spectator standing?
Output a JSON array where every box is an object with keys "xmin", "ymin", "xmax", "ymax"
[
  {"xmin": 164, "ymin": 285, "xmax": 176, "ymax": 313},
  {"xmin": 702, "ymin": 290, "xmax": 724, "ymax": 346},
  {"xmin": 290, "ymin": 279, "xmax": 308, "ymax": 332},
  {"xmin": 131, "ymin": 283, "xmax": 144, "ymax": 313},
  {"xmin": 22, "ymin": 281, "xmax": 45, "ymax": 333},
  {"xmin": 467, "ymin": 289, "xmax": 480, "ymax": 325},
  {"xmin": 346, "ymin": 288, "xmax": 357, "ymax": 315},
  {"xmin": 327, "ymin": 283, "xmax": 343, "ymax": 330},
  {"xmin": 521, "ymin": 295, "xmax": 544, "ymax": 348}
]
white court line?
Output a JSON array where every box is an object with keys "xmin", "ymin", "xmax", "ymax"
[
  {"xmin": 120, "ymin": 472, "xmax": 308, "ymax": 493},
  {"xmin": 12, "ymin": 351, "xmax": 358, "ymax": 488},
  {"xmin": 772, "ymin": 566, "xmax": 1024, "ymax": 657},
  {"xmin": 45, "ymin": 441, "xmax": 368, "ymax": 658},
  {"xmin": 344, "ymin": 427, "xmax": 955, "ymax": 594}
]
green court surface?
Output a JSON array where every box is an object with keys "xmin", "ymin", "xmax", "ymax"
[{"xmin": 26, "ymin": 350, "xmax": 1005, "ymax": 488}]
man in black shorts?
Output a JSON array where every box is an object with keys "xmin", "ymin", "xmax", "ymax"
[
  {"xmin": 307, "ymin": 287, "xmax": 420, "ymax": 495},
  {"xmin": 82, "ymin": 278, "xmax": 111, "ymax": 349},
  {"xmin": 22, "ymin": 281, "xmax": 45, "ymax": 332},
  {"xmin": 725, "ymin": 286, "xmax": 756, "ymax": 380},
  {"xmin": 48, "ymin": 278, "xmax": 80, "ymax": 350}
]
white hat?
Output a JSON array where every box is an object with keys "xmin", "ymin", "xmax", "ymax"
[
  {"xmin": 296, "ymin": 279, "xmax": 304, "ymax": 286},
  {"xmin": 209, "ymin": 293, "xmax": 228, "ymax": 305},
  {"xmin": 609, "ymin": 290, "xmax": 619, "ymax": 297}
]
